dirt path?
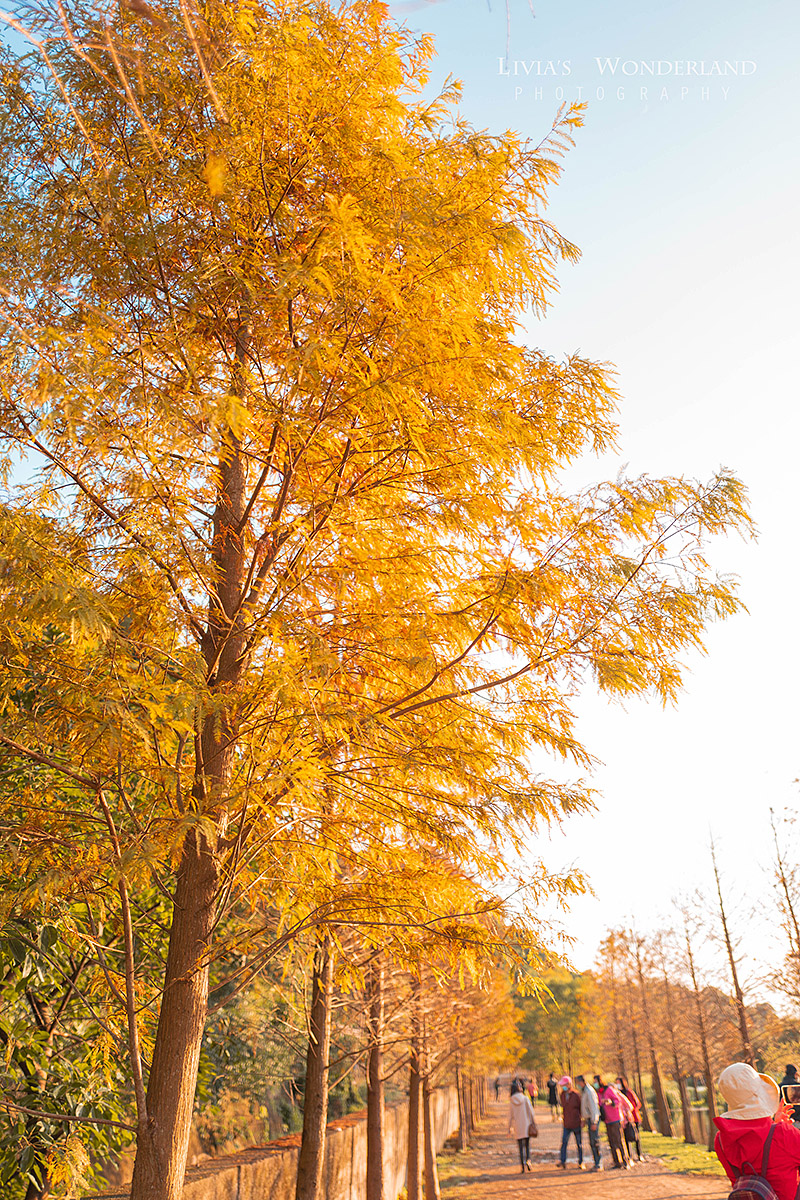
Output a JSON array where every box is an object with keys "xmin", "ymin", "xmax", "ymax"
[{"xmin": 440, "ymin": 1098, "xmax": 729, "ymax": 1200}]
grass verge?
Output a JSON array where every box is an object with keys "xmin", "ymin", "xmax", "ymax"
[
  {"xmin": 436, "ymin": 1147, "xmax": 471, "ymax": 1190},
  {"xmin": 640, "ymin": 1131, "xmax": 726, "ymax": 1176}
]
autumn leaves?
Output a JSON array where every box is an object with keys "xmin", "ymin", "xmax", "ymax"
[{"xmin": 0, "ymin": 0, "xmax": 750, "ymax": 1196}]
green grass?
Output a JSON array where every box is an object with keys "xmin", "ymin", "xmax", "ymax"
[
  {"xmin": 640, "ymin": 1132, "xmax": 726, "ymax": 1177},
  {"xmin": 436, "ymin": 1148, "xmax": 467, "ymax": 1190}
]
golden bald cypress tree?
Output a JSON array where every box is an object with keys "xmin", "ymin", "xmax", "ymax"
[{"xmin": 0, "ymin": 0, "xmax": 750, "ymax": 1194}]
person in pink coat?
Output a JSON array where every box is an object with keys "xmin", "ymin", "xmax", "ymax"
[
  {"xmin": 714, "ymin": 1062, "xmax": 800, "ymax": 1200},
  {"xmin": 594, "ymin": 1075, "xmax": 631, "ymax": 1169},
  {"xmin": 508, "ymin": 1080, "xmax": 537, "ymax": 1173}
]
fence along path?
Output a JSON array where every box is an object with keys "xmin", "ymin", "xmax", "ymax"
[
  {"xmin": 448, "ymin": 1095, "xmax": 728, "ymax": 1200},
  {"xmin": 91, "ymin": 1088, "xmax": 460, "ymax": 1200}
]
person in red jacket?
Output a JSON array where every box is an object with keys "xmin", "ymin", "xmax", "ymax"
[{"xmin": 714, "ymin": 1062, "xmax": 800, "ymax": 1200}]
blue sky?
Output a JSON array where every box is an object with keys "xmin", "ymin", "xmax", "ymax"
[{"xmin": 390, "ymin": 0, "xmax": 800, "ymax": 991}]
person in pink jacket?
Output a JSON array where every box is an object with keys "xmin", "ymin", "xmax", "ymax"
[
  {"xmin": 714, "ymin": 1062, "xmax": 800, "ymax": 1200},
  {"xmin": 508, "ymin": 1080, "xmax": 537, "ymax": 1173},
  {"xmin": 594, "ymin": 1076, "xmax": 631, "ymax": 1169}
]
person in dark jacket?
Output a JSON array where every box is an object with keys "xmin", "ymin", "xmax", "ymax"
[
  {"xmin": 557, "ymin": 1076, "xmax": 584, "ymax": 1169},
  {"xmin": 779, "ymin": 1064, "xmax": 800, "ymax": 1125},
  {"xmin": 714, "ymin": 1062, "xmax": 800, "ymax": 1200},
  {"xmin": 547, "ymin": 1073, "xmax": 559, "ymax": 1121}
]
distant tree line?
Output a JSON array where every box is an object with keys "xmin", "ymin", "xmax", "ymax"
[{"xmin": 516, "ymin": 820, "xmax": 800, "ymax": 1152}]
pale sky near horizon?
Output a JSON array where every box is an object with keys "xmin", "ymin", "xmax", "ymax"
[{"xmin": 389, "ymin": 0, "xmax": 800, "ymax": 995}]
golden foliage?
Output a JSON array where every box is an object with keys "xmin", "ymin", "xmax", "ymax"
[{"xmin": 0, "ymin": 0, "xmax": 751, "ymax": 1184}]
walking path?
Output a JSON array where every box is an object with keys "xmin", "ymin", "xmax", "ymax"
[{"xmin": 440, "ymin": 1099, "xmax": 728, "ymax": 1200}]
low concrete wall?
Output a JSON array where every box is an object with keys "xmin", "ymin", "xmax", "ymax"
[{"xmin": 93, "ymin": 1088, "xmax": 459, "ymax": 1200}]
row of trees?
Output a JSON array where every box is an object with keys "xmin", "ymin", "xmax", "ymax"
[
  {"xmin": 518, "ymin": 947, "xmax": 787, "ymax": 1151},
  {"xmin": 517, "ymin": 820, "xmax": 800, "ymax": 1152},
  {"xmin": 0, "ymin": 890, "xmax": 518, "ymax": 1198},
  {"xmin": 0, "ymin": 0, "xmax": 748, "ymax": 1196}
]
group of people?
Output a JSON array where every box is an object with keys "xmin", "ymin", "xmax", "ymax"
[
  {"xmin": 504, "ymin": 1060, "xmax": 800, "ymax": 1197},
  {"xmin": 550, "ymin": 1073, "xmax": 643, "ymax": 1170},
  {"xmin": 505, "ymin": 1071, "xmax": 642, "ymax": 1172}
]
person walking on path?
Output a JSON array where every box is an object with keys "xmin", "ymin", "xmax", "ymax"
[
  {"xmin": 494, "ymin": 1077, "xmax": 500, "ymax": 1101},
  {"xmin": 714, "ymin": 1061, "xmax": 800, "ymax": 1200},
  {"xmin": 616, "ymin": 1075, "xmax": 644, "ymax": 1162},
  {"xmin": 577, "ymin": 1074, "xmax": 603, "ymax": 1171},
  {"xmin": 508, "ymin": 1079, "xmax": 537, "ymax": 1174},
  {"xmin": 547, "ymin": 1073, "xmax": 559, "ymax": 1122},
  {"xmin": 557, "ymin": 1075, "xmax": 585, "ymax": 1170},
  {"xmin": 595, "ymin": 1075, "xmax": 631, "ymax": 1169}
]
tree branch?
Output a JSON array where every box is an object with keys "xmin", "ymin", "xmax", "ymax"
[{"xmin": 2, "ymin": 1098, "xmax": 135, "ymax": 1131}]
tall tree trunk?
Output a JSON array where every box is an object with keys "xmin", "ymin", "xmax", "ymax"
[
  {"xmin": 623, "ymin": 965, "xmax": 653, "ymax": 1132},
  {"xmin": 265, "ymin": 1089, "xmax": 284, "ymax": 1141},
  {"xmin": 675, "ymin": 1069, "xmax": 695, "ymax": 1144},
  {"xmin": 408, "ymin": 980, "xmax": 423, "ymax": 1200},
  {"xmin": 608, "ymin": 936, "xmax": 629, "ymax": 1079},
  {"xmin": 129, "ymin": 828, "xmax": 219, "ymax": 1198},
  {"xmin": 131, "ymin": 381, "xmax": 249, "ymax": 1199},
  {"xmin": 633, "ymin": 936, "xmax": 674, "ymax": 1137},
  {"xmin": 422, "ymin": 1074, "xmax": 441, "ymax": 1200},
  {"xmin": 14, "ymin": 998, "xmax": 53, "ymax": 1200},
  {"xmin": 455, "ymin": 1059, "xmax": 468, "ymax": 1151},
  {"xmin": 366, "ymin": 956, "xmax": 385, "ymax": 1200},
  {"xmin": 421, "ymin": 997, "xmax": 440, "ymax": 1200},
  {"xmin": 711, "ymin": 837, "xmax": 755, "ymax": 1067},
  {"xmin": 650, "ymin": 1054, "xmax": 673, "ymax": 1137},
  {"xmin": 684, "ymin": 912, "xmax": 718, "ymax": 1150},
  {"xmin": 771, "ymin": 810, "xmax": 800, "ymax": 1002},
  {"xmin": 659, "ymin": 952, "xmax": 695, "ymax": 1143},
  {"xmin": 296, "ymin": 936, "xmax": 334, "ymax": 1200}
]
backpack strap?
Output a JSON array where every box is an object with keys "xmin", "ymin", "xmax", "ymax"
[
  {"xmin": 734, "ymin": 1124, "xmax": 777, "ymax": 1181},
  {"xmin": 760, "ymin": 1123, "xmax": 777, "ymax": 1176}
]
